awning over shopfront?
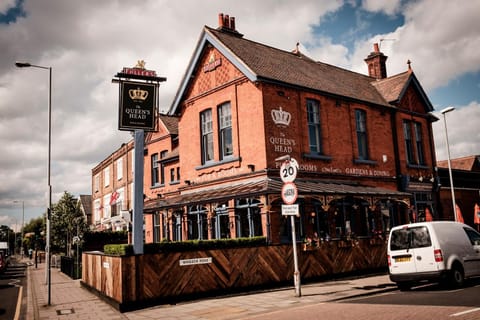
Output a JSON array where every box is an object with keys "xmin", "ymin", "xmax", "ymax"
[{"xmin": 144, "ymin": 177, "xmax": 411, "ymax": 213}]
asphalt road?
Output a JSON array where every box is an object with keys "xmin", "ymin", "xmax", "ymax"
[
  {"xmin": 245, "ymin": 278, "xmax": 480, "ymax": 320},
  {"xmin": 345, "ymin": 277, "xmax": 480, "ymax": 307},
  {"xmin": 0, "ymin": 258, "xmax": 27, "ymax": 320}
]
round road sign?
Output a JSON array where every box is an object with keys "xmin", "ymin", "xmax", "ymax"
[
  {"xmin": 281, "ymin": 182, "xmax": 298, "ymax": 205},
  {"xmin": 280, "ymin": 158, "xmax": 299, "ymax": 183}
]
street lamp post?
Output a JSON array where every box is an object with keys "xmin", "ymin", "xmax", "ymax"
[
  {"xmin": 441, "ymin": 106, "xmax": 456, "ymax": 221},
  {"xmin": 15, "ymin": 61, "xmax": 52, "ymax": 305}
]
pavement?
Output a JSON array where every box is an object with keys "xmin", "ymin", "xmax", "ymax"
[{"xmin": 24, "ymin": 257, "xmax": 397, "ymax": 320}]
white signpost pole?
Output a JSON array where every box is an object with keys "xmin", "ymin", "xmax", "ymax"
[
  {"xmin": 278, "ymin": 156, "xmax": 301, "ymax": 297},
  {"xmin": 290, "ymin": 214, "xmax": 301, "ymax": 297}
]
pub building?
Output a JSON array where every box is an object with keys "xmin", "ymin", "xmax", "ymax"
[
  {"xmin": 99, "ymin": 13, "xmax": 440, "ymax": 246},
  {"xmin": 138, "ymin": 13, "xmax": 440, "ymax": 245}
]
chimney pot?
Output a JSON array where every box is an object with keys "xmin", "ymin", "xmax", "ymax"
[
  {"xmin": 218, "ymin": 13, "xmax": 224, "ymax": 28},
  {"xmin": 364, "ymin": 43, "xmax": 388, "ymax": 79},
  {"xmin": 230, "ymin": 16, "xmax": 235, "ymax": 30},
  {"xmin": 224, "ymin": 14, "xmax": 230, "ymax": 29}
]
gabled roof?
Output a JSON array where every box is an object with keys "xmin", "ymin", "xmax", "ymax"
[
  {"xmin": 169, "ymin": 25, "xmax": 433, "ymax": 116},
  {"xmin": 159, "ymin": 114, "xmax": 179, "ymax": 135},
  {"xmin": 437, "ymin": 155, "xmax": 480, "ymax": 171},
  {"xmin": 169, "ymin": 26, "xmax": 392, "ymax": 115},
  {"xmin": 372, "ymin": 71, "xmax": 434, "ymax": 112},
  {"xmin": 78, "ymin": 194, "xmax": 92, "ymax": 217}
]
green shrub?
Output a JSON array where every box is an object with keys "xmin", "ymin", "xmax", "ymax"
[
  {"xmin": 104, "ymin": 244, "xmax": 133, "ymax": 256},
  {"xmin": 144, "ymin": 236, "xmax": 267, "ymax": 254}
]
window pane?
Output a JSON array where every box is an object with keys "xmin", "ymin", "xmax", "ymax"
[
  {"xmin": 201, "ymin": 109, "xmax": 214, "ymax": 164},
  {"xmin": 151, "ymin": 154, "xmax": 159, "ymax": 186},
  {"xmin": 355, "ymin": 110, "xmax": 368, "ymax": 160},
  {"xmin": 307, "ymin": 99, "xmax": 321, "ymax": 153},
  {"xmin": 219, "ymin": 103, "xmax": 233, "ymax": 159},
  {"xmin": 415, "ymin": 122, "xmax": 425, "ymax": 165},
  {"xmin": 403, "ymin": 121, "xmax": 415, "ymax": 164}
]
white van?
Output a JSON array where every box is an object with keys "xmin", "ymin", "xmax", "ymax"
[{"xmin": 387, "ymin": 221, "xmax": 480, "ymax": 290}]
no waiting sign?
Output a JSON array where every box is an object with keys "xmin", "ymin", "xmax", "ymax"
[{"xmin": 281, "ymin": 182, "xmax": 298, "ymax": 205}]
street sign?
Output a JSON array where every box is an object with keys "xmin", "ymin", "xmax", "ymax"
[
  {"xmin": 281, "ymin": 182, "xmax": 298, "ymax": 204},
  {"xmin": 282, "ymin": 204, "xmax": 299, "ymax": 216},
  {"xmin": 280, "ymin": 158, "xmax": 299, "ymax": 183},
  {"xmin": 278, "ymin": 156, "xmax": 301, "ymax": 296}
]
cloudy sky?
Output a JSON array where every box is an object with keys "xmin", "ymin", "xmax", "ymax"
[{"xmin": 1, "ymin": 0, "xmax": 479, "ymax": 229}]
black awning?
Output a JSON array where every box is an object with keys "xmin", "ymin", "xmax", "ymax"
[{"xmin": 144, "ymin": 177, "xmax": 410, "ymax": 212}]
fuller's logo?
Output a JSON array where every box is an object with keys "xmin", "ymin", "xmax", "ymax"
[
  {"xmin": 271, "ymin": 107, "xmax": 291, "ymax": 127},
  {"xmin": 128, "ymin": 87, "xmax": 148, "ymax": 102},
  {"xmin": 203, "ymin": 52, "xmax": 222, "ymax": 73}
]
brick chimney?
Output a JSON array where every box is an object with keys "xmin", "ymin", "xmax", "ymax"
[
  {"xmin": 217, "ymin": 13, "xmax": 243, "ymax": 37},
  {"xmin": 364, "ymin": 43, "xmax": 388, "ymax": 79}
]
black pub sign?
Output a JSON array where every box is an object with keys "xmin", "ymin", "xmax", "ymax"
[{"xmin": 119, "ymin": 81, "xmax": 156, "ymax": 131}]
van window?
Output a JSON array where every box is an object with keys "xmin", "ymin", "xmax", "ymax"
[
  {"xmin": 390, "ymin": 226, "xmax": 431, "ymax": 251},
  {"xmin": 464, "ymin": 228, "xmax": 480, "ymax": 246}
]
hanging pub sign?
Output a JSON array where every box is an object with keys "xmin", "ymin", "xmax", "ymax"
[
  {"xmin": 118, "ymin": 81, "xmax": 156, "ymax": 131},
  {"xmin": 115, "ymin": 60, "xmax": 166, "ymax": 132}
]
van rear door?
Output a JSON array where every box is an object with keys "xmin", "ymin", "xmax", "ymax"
[
  {"xmin": 389, "ymin": 225, "xmax": 437, "ymax": 274},
  {"xmin": 389, "ymin": 226, "xmax": 417, "ymax": 274},
  {"xmin": 409, "ymin": 226, "xmax": 438, "ymax": 273}
]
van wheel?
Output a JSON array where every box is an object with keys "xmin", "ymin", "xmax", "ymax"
[
  {"xmin": 397, "ymin": 282, "xmax": 412, "ymax": 291},
  {"xmin": 449, "ymin": 264, "xmax": 464, "ymax": 288}
]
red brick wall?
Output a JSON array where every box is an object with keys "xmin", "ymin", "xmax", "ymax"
[{"xmin": 178, "ymin": 48, "xmax": 266, "ymax": 184}]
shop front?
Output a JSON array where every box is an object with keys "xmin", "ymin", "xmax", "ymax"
[{"xmin": 144, "ymin": 176, "xmax": 411, "ymax": 245}]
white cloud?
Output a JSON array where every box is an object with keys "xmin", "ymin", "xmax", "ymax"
[
  {"xmin": 432, "ymin": 102, "xmax": 480, "ymax": 161},
  {"xmin": 361, "ymin": 0, "xmax": 402, "ymax": 15},
  {"xmin": 0, "ymin": 0, "xmax": 479, "ymax": 225},
  {"xmin": 351, "ymin": 0, "xmax": 480, "ymax": 91},
  {"xmin": 0, "ymin": 0, "xmax": 340, "ymax": 220},
  {"xmin": 0, "ymin": 0, "xmax": 16, "ymax": 14}
]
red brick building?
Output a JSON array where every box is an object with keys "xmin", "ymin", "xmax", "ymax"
[
  {"xmin": 91, "ymin": 141, "xmax": 134, "ymax": 231},
  {"xmin": 139, "ymin": 14, "xmax": 439, "ymax": 244},
  {"xmin": 437, "ymin": 155, "xmax": 480, "ymax": 227}
]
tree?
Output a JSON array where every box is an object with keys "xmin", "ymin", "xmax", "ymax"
[
  {"xmin": 51, "ymin": 191, "xmax": 89, "ymax": 256},
  {"xmin": 23, "ymin": 217, "xmax": 46, "ymax": 254}
]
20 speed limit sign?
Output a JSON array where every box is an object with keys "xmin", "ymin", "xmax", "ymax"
[
  {"xmin": 281, "ymin": 182, "xmax": 298, "ymax": 205},
  {"xmin": 280, "ymin": 158, "xmax": 299, "ymax": 183}
]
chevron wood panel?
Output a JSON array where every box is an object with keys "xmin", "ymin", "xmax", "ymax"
[{"xmin": 83, "ymin": 239, "xmax": 387, "ymax": 307}]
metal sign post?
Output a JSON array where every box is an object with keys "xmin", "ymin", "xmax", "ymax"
[
  {"xmin": 113, "ymin": 61, "xmax": 166, "ymax": 255},
  {"xmin": 277, "ymin": 155, "xmax": 301, "ymax": 297}
]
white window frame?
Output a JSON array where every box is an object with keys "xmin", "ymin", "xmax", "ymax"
[
  {"xmin": 104, "ymin": 167, "xmax": 110, "ymax": 187},
  {"xmin": 117, "ymin": 157, "xmax": 123, "ymax": 180}
]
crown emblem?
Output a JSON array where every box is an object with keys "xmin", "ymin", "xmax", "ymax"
[
  {"xmin": 271, "ymin": 107, "xmax": 291, "ymax": 127},
  {"xmin": 129, "ymin": 87, "xmax": 148, "ymax": 102}
]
